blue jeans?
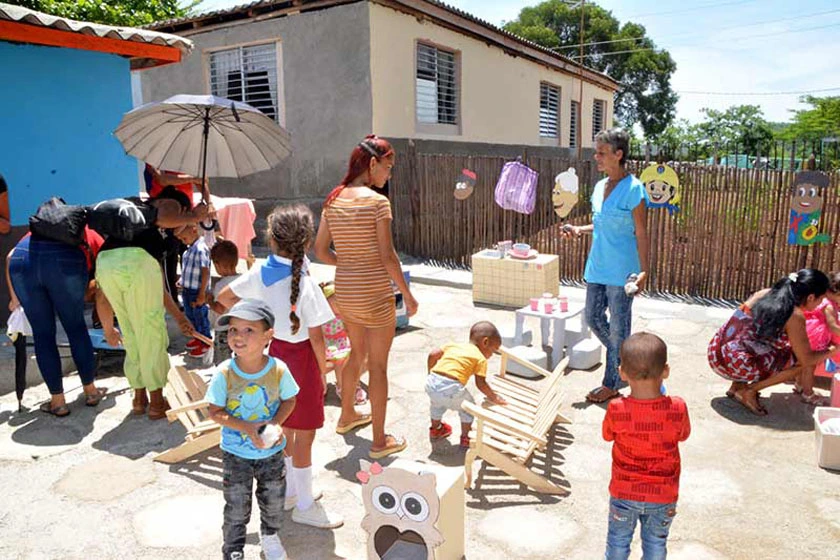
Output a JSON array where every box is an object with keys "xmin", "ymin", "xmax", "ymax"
[
  {"xmin": 585, "ymin": 283, "xmax": 633, "ymax": 390},
  {"xmin": 426, "ymin": 373, "xmax": 476, "ymax": 423},
  {"xmin": 182, "ymin": 288, "xmax": 211, "ymax": 338},
  {"xmin": 605, "ymin": 497, "xmax": 677, "ymax": 560},
  {"xmin": 9, "ymin": 237, "xmax": 96, "ymax": 395},
  {"xmin": 222, "ymin": 450, "xmax": 285, "ymax": 559}
]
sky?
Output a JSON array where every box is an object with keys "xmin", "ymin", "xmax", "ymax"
[{"xmin": 195, "ymin": 0, "xmax": 840, "ymax": 125}]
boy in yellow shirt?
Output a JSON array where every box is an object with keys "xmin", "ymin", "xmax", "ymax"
[{"xmin": 426, "ymin": 321, "xmax": 507, "ymax": 448}]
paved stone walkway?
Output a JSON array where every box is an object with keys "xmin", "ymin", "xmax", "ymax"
[{"xmin": 0, "ymin": 274, "xmax": 838, "ymax": 559}]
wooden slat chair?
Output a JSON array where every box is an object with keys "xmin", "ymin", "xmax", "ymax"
[
  {"xmin": 462, "ymin": 348, "xmax": 571, "ymax": 494},
  {"xmin": 154, "ymin": 363, "xmax": 220, "ymax": 464}
]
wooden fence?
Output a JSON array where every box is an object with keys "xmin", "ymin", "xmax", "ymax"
[{"xmin": 390, "ymin": 148, "xmax": 840, "ymax": 303}]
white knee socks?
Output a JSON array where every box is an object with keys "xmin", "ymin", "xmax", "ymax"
[
  {"xmin": 294, "ymin": 466, "xmax": 314, "ymax": 511},
  {"xmin": 284, "ymin": 456, "xmax": 296, "ymax": 498}
]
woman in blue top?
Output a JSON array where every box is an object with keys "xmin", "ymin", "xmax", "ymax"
[{"xmin": 564, "ymin": 129, "xmax": 649, "ymax": 403}]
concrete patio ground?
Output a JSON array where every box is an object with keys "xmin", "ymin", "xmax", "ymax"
[{"xmin": 0, "ymin": 266, "xmax": 838, "ymax": 560}]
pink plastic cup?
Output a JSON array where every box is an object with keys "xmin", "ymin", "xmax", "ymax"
[
  {"xmin": 544, "ymin": 301, "xmax": 554, "ymax": 314},
  {"xmin": 530, "ymin": 298, "xmax": 539, "ymax": 311},
  {"xmin": 558, "ymin": 297, "xmax": 569, "ymax": 313}
]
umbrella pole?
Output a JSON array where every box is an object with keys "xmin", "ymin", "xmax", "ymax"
[{"xmin": 200, "ymin": 107, "xmax": 210, "ymax": 202}]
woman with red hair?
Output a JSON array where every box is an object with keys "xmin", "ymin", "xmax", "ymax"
[{"xmin": 315, "ymin": 135, "xmax": 418, "ymax": 459}]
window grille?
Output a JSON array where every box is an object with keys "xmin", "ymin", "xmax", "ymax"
[
  {"xmin": 416, "ymin": 43, "xmax": 458, "ymax": 125},
  {"xmin": 209, "ymin": 43, "xmax": 280, "ymax": 122}
]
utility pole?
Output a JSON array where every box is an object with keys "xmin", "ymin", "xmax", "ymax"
[{"xmin": 577, "ymin": 0, "xmax": 585, "ymax": 161}]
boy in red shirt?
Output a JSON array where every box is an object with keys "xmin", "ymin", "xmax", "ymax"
[{"xmin": 602, "ymin": 332, "xmax": 690, "ymax": 560}]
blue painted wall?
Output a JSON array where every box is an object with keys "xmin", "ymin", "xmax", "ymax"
[{"xmin": 0, "ymin": 42, "xmax": 138, "ymax": 225}]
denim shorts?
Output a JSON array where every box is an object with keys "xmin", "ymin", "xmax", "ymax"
[{"xmin": 425, "ymin": 372, "xmax": 475, "ymax": 423}]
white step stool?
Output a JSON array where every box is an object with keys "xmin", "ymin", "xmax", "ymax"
[
  {"xmin": 568, "ymin": 338, "xmax": 602, "ymax": 370},
  {"xmin": 498, "ymin": 325, "xmax": 532, "ymax": 348},
  {"xmin": 361, "ymin": 459, "xmax": 464, "ymax": 560},
  {"xmin": 563, "ymin": 316, "xmax": 586, "ymax": 348},
  {"xmin": 505, "ymin": 345, "xmax": 548, "ymax": 378}
]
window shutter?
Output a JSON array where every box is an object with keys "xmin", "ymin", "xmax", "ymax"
[
  {"xmin": 592, "ymin": 99, "xmax": 605, "ymax": 140},
  {"xmin": 570, "ymin": 100, "xmax": 579, "ymax": 148},
  {"xmin": 539, "ymin": 83, "xmax": 560, "ymax": 138}
]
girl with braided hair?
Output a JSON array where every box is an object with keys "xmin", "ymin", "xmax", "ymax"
[
  {"xmin": 218, "ymin": 204, "xmax": 343, "ymax": 530},
  {"xmin": 315, "ymin": 135, "xmax": 418, "ymax": 459}
]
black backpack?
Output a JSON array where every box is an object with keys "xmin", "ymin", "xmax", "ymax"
[
  {"xmin": 29, "ymin": 197, "xmax": 88, "ymax": 246},
  {"xmin": 87, "ymin": 197, "xmax": 157, "ymax": 241}
]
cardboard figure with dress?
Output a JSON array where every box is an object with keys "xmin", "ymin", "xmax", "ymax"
[
  {"xmin": 552, "ymin": 167, "xmax": 579, "ymax": 219},
  {"xmin": 788, "ymin": 171, "xmax": 830, "ymax": 246},
  {"xmin": 640, "ymin": 163, "xmax": 681, "ymax": 214}
]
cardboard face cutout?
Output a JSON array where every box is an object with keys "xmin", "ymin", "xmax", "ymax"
[
  {"xmin": 359, "ymin": 460, "xmax": 444, "ymax": 560},
  {"xmin": 788, "ymin": 171, "xmax": 830, "ymax": 246},
  {"xmin": 640, "ymin": 163, "xmax": 681, "ymax": 214},
  {"xmin": 454, "ymin": 169, "xmax": 476, "ymax": 200},
  {"xmin": 552, "ymin": 168, "xmax": 579, "ymax": 219}
]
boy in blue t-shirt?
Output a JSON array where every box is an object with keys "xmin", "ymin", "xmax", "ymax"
[{"xmin": 206, "ymin": 299, "xmax": 299, "ymax": 560}]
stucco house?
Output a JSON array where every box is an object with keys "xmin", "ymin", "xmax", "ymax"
[
  {"xmin": 0, "ymin": 3, "xmax": 192, "ymax": 317},
  {"xmin": 144, "ymin": 0, "xmax": 619, "ymax": 223}
]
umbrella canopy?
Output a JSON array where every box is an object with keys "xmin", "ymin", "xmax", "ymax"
[{"xmin": 115, "ymin": 94, "xmax": 291, "ymax": 179}]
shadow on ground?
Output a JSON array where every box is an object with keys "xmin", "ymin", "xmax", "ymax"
[{"xmin": 709, "ymin": 394, "xmax": 816, "ymax": 431}]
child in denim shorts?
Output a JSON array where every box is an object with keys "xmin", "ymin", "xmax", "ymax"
[
  {"xmin": 602, "ymin": 332, "xmax": 691, "ymax": 560},
  {"xmin": 426, "ymin": 321, "xmax": 507, "ymax": 448}
]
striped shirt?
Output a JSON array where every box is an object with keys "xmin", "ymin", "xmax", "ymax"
[{"xmin": 322, "ymin": 194, "xmax": 395, "ymax": 327}]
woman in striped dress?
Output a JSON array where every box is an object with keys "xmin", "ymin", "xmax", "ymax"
[{"xmin": 315, "ymin": 135, "xmax": 418, "ymax": 459}]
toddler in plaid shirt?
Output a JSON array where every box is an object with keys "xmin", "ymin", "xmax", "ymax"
[{"xmin": 177, "ymin": 224, "xmax": 211, "ymax": 357}]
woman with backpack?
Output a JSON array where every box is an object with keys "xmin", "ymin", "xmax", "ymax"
[
  {"xmin": 94, "ymin": 187, "xmax": 209, "ymax": 419},
  {"xmin": 8, "ymin": 221, "xmax": 106, "ymax": 417}
]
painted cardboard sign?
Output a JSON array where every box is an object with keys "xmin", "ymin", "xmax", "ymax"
[
  {"xmin": 788, "ymin": 171, "xmax": 830, "ymax": 246},
  {"xmin": 358, "ymin": 460, "xmax": 443, "ymax": 560},
  {"xmin": 640, "ymin": 163, "xmax": 681, "ymax": 214},
  {"xmin": 552, "ymin": 168, "xmax": 579, "ymax": 219},
  {"xmin": 454, "ymin": 169, "xmax": 476, "ymax": 200}
]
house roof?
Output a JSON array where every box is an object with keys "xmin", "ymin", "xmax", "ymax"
[
  {"xmin": 0, "ymin": 2, "xmax": 193, "ymax": 69},
  {"xmin": 147, "ymin": 0, "xmax": 618, "ymax": 91}
]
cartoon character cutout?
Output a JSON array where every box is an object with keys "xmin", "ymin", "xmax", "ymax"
[
  {"xmin": 552, "ymin": 167, "xmax": 579, "ymax": 219},
  {"xmin": 358, "ymin": 460, "xmax": 444, "ymax": 560},
  {"xmin": 454, "ymin": 169, "xmax": 476, "ymax": 200},
  {"xmin": 640, "ymin": 163, "xmax": 681, "ymax": 214},
  {"xmin": 788, "ymin": 171, "xmax": 830, "ymax": 246}
]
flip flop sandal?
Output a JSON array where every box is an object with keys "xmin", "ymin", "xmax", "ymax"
[
  {"xmin": 39, "ymin": 402, "xmax": 70, "ymax": 417},
  {"xmin": 84, "ymin": 388, "xmax": 108, "ymax": 407},
  {"xmin": 335, "ymin": 414, "xmax": 372, "ymax": 435},
  {"xmin": 354, "ymin": 386, "xmax": 369, "ymax": 405},
  {"xmin": 733, "ymin": 391, "xmax": 767, "ymax": 416},
  {"xmin": 586, "ymin": 387, "xmax": 619, "ymax": 404},
  {"xmin": 369, "ymin": 435, "xmax": 407, "ymax": 459},
  {"xmin": 800, "ymin": 391, "xmax": 828, "ymax": 406}
]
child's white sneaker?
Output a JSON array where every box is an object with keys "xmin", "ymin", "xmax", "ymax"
[
  {"xmin": 283, "ymin": 487, "xmax": 324, "ymax": 511},
  {"xmin": 292, "ymin": 501, "xmax": 344, "ymax": 529},
  {"xmin": 260, "ymin": 533, "xmax": 287, "ymax": 560}
]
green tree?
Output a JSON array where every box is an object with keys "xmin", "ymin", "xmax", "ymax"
[
  {"xmin": 695, "ymin": 105, "xmax": 774, "ymax": 155},
  {"xmin": 780, "ymin": 96, "xmax": 840, "ymax": 141},
  {"xmin": 504, "ymin": 0, "xmax": 677, "ymax": 137},
  {"xmin": 8, "ymin": 0, "xmax": 200, "ymax": 27}
]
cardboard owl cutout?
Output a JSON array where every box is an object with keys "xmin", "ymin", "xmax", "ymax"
[
  {"xmin": 454, "ymin": 169, "xmax": 476, "ymax": 200},
  {"xmin": 788, "ymin": 171, "xmax": 830, "ymax": 246},
  {"xmin": 640, "ymin": 163, "xmax": 681, "ymax": 214},
  {"xmin": 358, "ymin": 460, "xmax": 444, "ymax": 560},
  {"xmin": 552, "ymin": 168, "xmax": 579, "ymax": 219}
]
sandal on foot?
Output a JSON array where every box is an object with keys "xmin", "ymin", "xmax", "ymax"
[
  {"xmin": 586, "ymin": 386, "xmax": 620, "ymax": 404},
  {"xmin": 84, "ymin": 387, "xmax": 107, "ymax": 407},
  {"xmin": 336, "ymin": 414, "xmax": 372, "ymax": 435},
  {"xmin": 792, "ymin": 381, "xmax": 804, "ymax": 395},
  {"xmin": 369, "ymin": 435, "xmax": 407, "ymax": 459},
  {"xmin": 800, "ymin": 391, "xmax": 828, "ymax": 406},
  {"xmin": 354, "ymin": 386, "xmax": 368, "ymax": 405},
  {"xmin": 39, "ymin": 402, "xmax": 70, "ymax": 417},
  {"xmin": 733, "ymin": 390, "xmax": 767, "ymax": 416}
]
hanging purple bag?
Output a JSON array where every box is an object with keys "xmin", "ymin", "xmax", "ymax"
[{"xmin": 494, "ymin": 160, "xmax": 539, "ymax": 214}]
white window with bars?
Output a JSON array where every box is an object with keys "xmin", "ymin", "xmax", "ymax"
[
  {"xmin": 209, "ymin": 43, "xmax": 281, "ymax": 123},
  {"xmin": 592, "ymin": 99, "xmax": 606, "ymax": 140},
  {"xmin": 416, "ymin": 42, "xmax": 458, "ymax": 126},
  {"xmin": 570, "ymin": 100, "xmax": 579, "ymax": 148},
  {"xmin": 539, "ymin": 83, "xmax": 560, "ymax": 138}
]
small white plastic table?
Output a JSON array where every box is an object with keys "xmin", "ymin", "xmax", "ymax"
[{"xmin": 513, "ymin": 302, "xmax": 588, "ymax": 370}]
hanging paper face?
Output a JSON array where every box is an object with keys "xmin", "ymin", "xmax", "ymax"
[
  {"xmin": 358, "ymin": 460, "xmax": 444, "ymax": 560},
  {"xmin": 788, "ymin": 171, "xmax": 831, "ymax": 246},
  {"xmin": 552, "ymin": 167, "xmax": 579, "ymax": 219},
  {"xmin": 640, "ymin": 163, "xmax": 681, "ymax": 214},
  {"xmin": 454, "ymin": 169, "xmax": 476, "ymax": 200}
]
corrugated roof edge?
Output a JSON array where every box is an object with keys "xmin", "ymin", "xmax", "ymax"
[
  {"xmin": 0, "ymin": 2, "xmax": 194, "ymax": 55},
  {"xmin": 146, "ymin": 0, "xmax": 617, "ymax": 89}
]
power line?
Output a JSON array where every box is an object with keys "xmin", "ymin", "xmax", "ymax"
[
  {"xmin": 676, "ymin": 86, "xmax": 840, "ymax": 96},
  {"xmin": 624, "ymin": 0, "xmax": 757, "ymax": 19}
]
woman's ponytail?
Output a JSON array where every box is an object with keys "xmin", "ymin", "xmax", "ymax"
[{"xmin": 753, "ymin": 268, "xmax": 828, "ymax": 338}]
